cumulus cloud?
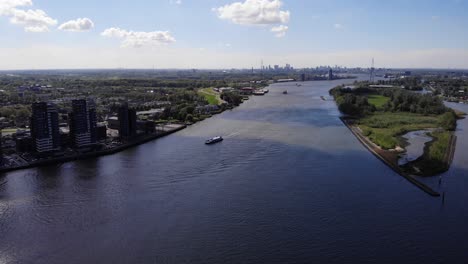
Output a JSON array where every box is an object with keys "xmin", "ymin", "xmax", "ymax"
[
  {"xmin": 0, "ymin": 0, "xmax": 57, "ymax": 32},
  {"xmin": 170, "ymin": 0, "xmax": 182, "ymax": 5},
  {"xmin": 0, "ymin": 0, "xmax": 31, "ymax": 15},
  {"xmin": 270, "ymin": 24, "xmax": 288, "ymax": 37},
  {"xmin": 10, "ymin": 8, "xmax": 57, "ymax": 32},
  {"xmin": 214, "ymin": 0, "xmax": 290, "ymax": 37},
  {"xmin": 101, "ymin": 27, "xmax": 176, "ymax": 48},
  {"xmin": 59, "ymin": 18, "xmax": 94, "ymax": 32},
  {"xmin": 334, "ymin": 23, "xmax": 343, "ymax": 30},
  {"xmin": 214, "ymin": 0, "xmax": 289, "ymax": 25}
]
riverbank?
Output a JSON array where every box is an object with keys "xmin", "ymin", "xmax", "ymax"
[
  {"xmin": 0, "ymin": 85, "xmax": 263, "ymax": 174},
  {"xmin": 340, "ymin": 117, "xmax": 441, "ymax": 197},
  {"xmin": 0, "ymin": 124, "xmax": 186, "ymax": 174}
]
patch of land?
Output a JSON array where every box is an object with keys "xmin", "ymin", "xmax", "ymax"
[
  {"xmin": 368, "ymin": 95, "xmax": 390, "ymax": 108},
  {"xmin": 401, "ymin": 130, "xmax": 456, "ymax": 176},
  {"xmin": 341, "ymin": 117, "xmax": 441, "ymax": 196},
  {"xmin": 330, "ymin": 84, "xmax": 459, "ymax": 194},
  {"xmin": 358, "ymin": 112, "xmax": 441, "ymax": 150},
  {"xmin": 198, "ymin": 88, "xmax": 224, "ymax": 105}
]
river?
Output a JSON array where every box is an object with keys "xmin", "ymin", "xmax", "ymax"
[{"xmin": 1, "ymin": 76, "xmax": 468, "ymax": 263}]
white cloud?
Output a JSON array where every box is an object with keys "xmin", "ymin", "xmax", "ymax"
[
  {"xmin": 214, "ymin": 0, "xmax": 290, "ymax": 37},
  {"xmin": 214, "ymin": 0, "xmax": 289, "ymax": 25},
  {"xmin": 431, "ymin": 15, "xmax": 440, "ymax": 20},
  {"xmin": 101, "ymin": 27, "xmax": 176, "ymax": 48},
  {"xmin": 59, "ymin": 18, "xmax": 94, "ymax": 32},
  {"xmin": 334, "ymin": 23, "xmax": 343, "ymax": 30},
  {"xmin": 270, "ymin": 24, "xmax": 288, "ymax": 37},
  {"xmin": 0, "ymin": 0, "xmax": 57, "ymax": 32},
  {"xmin": 0, "ymin": 0, "xmax": 32, "ymax": 15},
  {"xmin": 9, "ymin": 8, "xmax": 57, "ymax": 32},
  {"xmin": 170, "ymin": 0, "xmax": 182, "ymax": 5}
]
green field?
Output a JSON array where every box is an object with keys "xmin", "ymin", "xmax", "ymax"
[
  {"xmin": 367, "ymin": 95, "xmax": 390, "ymax": 108},
  {"xmin": 358, "ymin": 112, "xmax": 441, "ymax": 149},
  {"xmin": 198, "ymin": 88, "xmax": 220, "ymax": 105},
  {"xmin": 1, "ymin": 128, "xmax": 18, "ymax": 136}
]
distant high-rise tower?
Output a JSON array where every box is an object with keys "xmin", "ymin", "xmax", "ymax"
[
  {"xmin": 301, "ymin": 73, "xmax": 306, "ymax": 82},
  {"xmin": 69, "ymin": 99, "xmax": 97, "ymax": 148},
  {"xmin": 261, "ymin": 59, "xmax": 264, "ymax": 77},
  {"xmin": 328, "ymin": 68, "xmax": 333, "ymax": 80},
  {"xmin": 370, "ymin": 58, "xmax": 375, "ymax": 82},
  {"xmin": 118, "ymin": 104, "xmax": 137, "ymax": 140},
  {"xmin": 30, "ymin": 102, "xmax": 61, "ymax": 153}
]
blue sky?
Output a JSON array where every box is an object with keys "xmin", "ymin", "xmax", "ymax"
[{"xmin": 0, "ymin": 0, "xmax": 467, "ymax": 69}]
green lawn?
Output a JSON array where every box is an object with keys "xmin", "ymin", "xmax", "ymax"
[
  {"xmin": 1, "ymin": 128, "xmax": 18, "ymax": 136},
  {"xmin": 358, "ymin": 112, "xmax": 440, "ymax": 149},
  {"xmin": 367, "ymin": 95, "xmax": 390, "ymax": 108},
  {"xmin": 198, "ymin": 88, "xmax": 220, "ymax": 105}
]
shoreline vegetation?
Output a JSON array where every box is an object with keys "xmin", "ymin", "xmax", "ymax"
[{"xmin": 330, "ymin": 82, "xmax": 463, "ymax": 196}]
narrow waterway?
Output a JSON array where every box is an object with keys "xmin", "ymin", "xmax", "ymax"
[
  {"xmin": 1, "ymin": 76, "xmax": 468, "ymax": 263},
  {"xmin": 398, "ymin": 130, "xmax": 433, "ymax": 166}
]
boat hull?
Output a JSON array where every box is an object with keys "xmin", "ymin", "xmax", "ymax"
[{"xmin": 205, "ymin": 137, "xmax": 223, "ymax": 145}]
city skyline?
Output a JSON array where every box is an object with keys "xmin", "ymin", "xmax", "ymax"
[{"xmin": 1, "ymin": 0, "xmax": 468, "ymax": 70}]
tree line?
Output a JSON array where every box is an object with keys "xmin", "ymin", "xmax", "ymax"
[{"xmin": 330, "ymin": 85, "xmax": 457, "ymax": 130}]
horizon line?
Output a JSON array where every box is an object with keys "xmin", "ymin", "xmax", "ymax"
[{"xmin": 1, "ymin": 67, "xmax": 468, "ymax": 72}]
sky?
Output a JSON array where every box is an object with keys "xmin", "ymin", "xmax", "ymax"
[{"xmin": 0, "ymin": 0, "xmax": 468, "ymax": 70}]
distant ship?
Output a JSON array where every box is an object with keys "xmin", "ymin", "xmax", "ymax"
[
  {"xmin": 205, "ymin": 136, "xmax": 223, "ymax": 145},
  {"xmin": 253, "ymin": 90, "xmax": 265, "ymax": 96},
  {"xmin": 283, "ymin": 90, "xmax": 288, "ymax": 94}
]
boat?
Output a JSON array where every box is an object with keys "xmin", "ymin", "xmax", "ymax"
[
  {"xmin": 263, "ymin": 89, "xmax": 269, "ymax": 93},
  {"xmin": 283, "ymin": 90, "xmax": 288, "ymax": 94},
  {"xmin": 253, "ymin": 90, "xmax": 265, "ymax": 96},
  {"xmin": 205, "ymin": 136, "xmax": 223, "ymax": 145}
]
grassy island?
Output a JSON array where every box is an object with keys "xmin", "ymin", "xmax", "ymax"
[{"xmin": 330, "ymin": 84, "xmax": 459, "ymax": 177}]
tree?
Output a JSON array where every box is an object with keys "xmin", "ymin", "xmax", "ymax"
[{"xmin": 439, "ymin": 111, "xmax": 457, "ymax": 131}]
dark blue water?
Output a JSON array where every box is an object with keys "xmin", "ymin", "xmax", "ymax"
[{"xmin": 1, "ymin": 76, "xmax": 468, "ymax": 263}]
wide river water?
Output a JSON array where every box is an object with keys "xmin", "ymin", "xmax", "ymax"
[{"xmin": 1, "ymin": 76, "xmax": 468, "ymax": 263}]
